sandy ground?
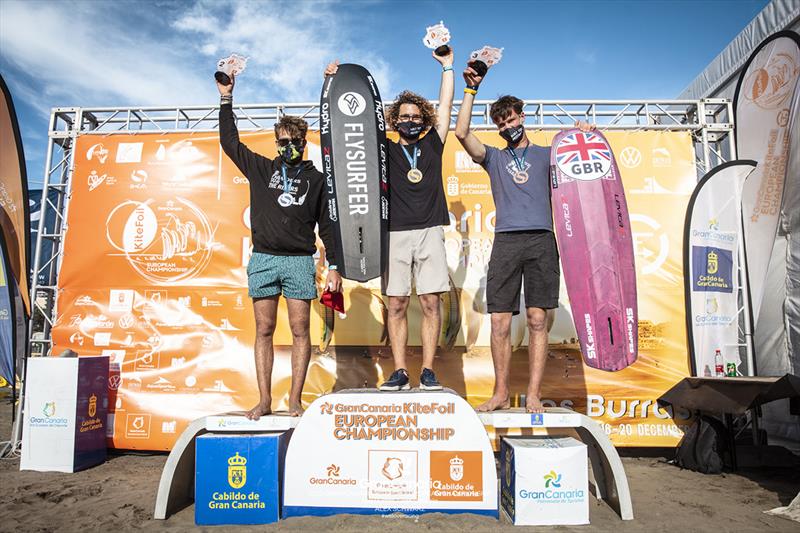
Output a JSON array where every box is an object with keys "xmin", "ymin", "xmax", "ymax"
[{"xmin": 1, "ymin": 396, "xmax": 798, "ymax": 533}]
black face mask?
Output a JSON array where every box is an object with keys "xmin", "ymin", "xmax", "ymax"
[
  {"xmin": 278, "ymin": 142, "xmax": 304, "ymax": 165},
  {"xmin": 396, "ymin": 121, "xmax": 424, "ymax": 140},
  {"xmin": 500, "ymin": 124, "xmax": 525, "ymax": 144}
]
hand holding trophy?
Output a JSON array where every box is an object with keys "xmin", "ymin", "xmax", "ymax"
[
  {"xmin": 467, "ymin": 46, "xmax": 503, "ymax": 77},
  {"xmin": 215, "ymin": 53, "xmax": 248, "ymax": 87},
  {"xmin": 423, "ymin": 20, "xmax": 452, "ymax": 57}
]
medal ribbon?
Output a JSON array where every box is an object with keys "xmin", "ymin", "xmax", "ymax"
[
  {"xmin": 281, "ymin": 163, "xmax": 304, "ymax": 196},
  {"xmin": 506, "ymin": 142, "xmax": 529, "ymax": 173},
  {"xmin": 400, "ymin": 143, "xmax": 419, "ymax": 171}
]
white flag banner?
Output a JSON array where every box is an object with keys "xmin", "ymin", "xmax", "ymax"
[
  {"xmin": 733, "ymin": 31, "xmax": 800, "ymax": 328},
  {"xmin": 685, "ymin": 161, "xmax": 756, "ymax": 377}
]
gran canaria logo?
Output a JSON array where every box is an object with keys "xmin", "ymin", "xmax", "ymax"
[
  {"xmin": 544, "ymin": 470, "xmax": 562, "ymax": 488},
  {"xmin": 43, "ymin": 402, "xmax": 56, "ymax": 418},
  {"xmin": 227, "ymin": 452, "xmax": 247, "ymax": 489}
]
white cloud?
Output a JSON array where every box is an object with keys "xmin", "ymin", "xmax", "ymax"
[
  {"xmin": 0, "ymin": 0, "xmax": 393, "ymax": 116},
  {"xmin": 171, "ymin": 0, "xmax": 394, "ymax": 103},
  {"xmin": 0, "ymin": 1, "xmax": 210, "ymax": 111}
]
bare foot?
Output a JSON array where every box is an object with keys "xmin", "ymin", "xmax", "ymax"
[
  {"xmin": 288, "ymin": 401, "xmax": 305, "ymax": 417},
  {"xmin": 526, "ymin": 395, "xmax": 545, "ymax": 414},
  {"xmin": 246, "ymin": 402, "xmax": 271, "ymax": 420},
  {"xmin": 475, "ymin": 395, "xmax": 510, "ymax": 412}
]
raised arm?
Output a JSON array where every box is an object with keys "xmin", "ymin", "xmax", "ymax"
[
  {"xmin": 217, "ymin": 73, "xmax": 271, "ymax": 177},
  {"xmin": 454, "ymin": 65, "xmax": 486, "ymax": 163},
  {"xmin": 433, "ymin": 49, "xmax": 455, "ymax": 142}
]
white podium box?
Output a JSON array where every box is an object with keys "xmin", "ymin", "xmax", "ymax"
[
  {"xmin": 481, "ymin": 409, "xmax": 582, "ymax": 428},
  {"xmin": 501, "ymin": 436, "xmax": 589, "ymax": 526},
  {"xmin": 20, "ymin": 356, "xmax": 109, "ymax": 472},
  {"xmin": 282, "ymin": 389, "xmax": 498, "ymax": 517},
  {"xmin": 156, "ymin": 406, "xmax": 634, "ymax": 522},
  {"xmin": 205, "ymin": 414, "xmax": 298, "ymax": 432}
]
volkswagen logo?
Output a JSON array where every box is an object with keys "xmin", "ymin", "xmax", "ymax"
[{"xmin": 619, "ymin": 147, "xmax": 641, "ymax": 168}]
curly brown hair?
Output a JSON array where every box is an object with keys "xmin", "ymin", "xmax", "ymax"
[
  {"xmin": 275, "ymin": 115, "xmax": 308, "ymax": 140},
  {"xmin": 386, "ymin": 90, "xmax": 438, "ymax": 130}
]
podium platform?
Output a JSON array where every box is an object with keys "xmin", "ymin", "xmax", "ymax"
[
  {"xmin": 154, "ymin": 394, "xmax": 633, "ymax": 521},
  {"xmin": 479, "ymin": 407, "xmax": 633, "ymax": 520},
  {"xmin": 154, "ymin": 413, "xmax": 298, "ymax": 520}
]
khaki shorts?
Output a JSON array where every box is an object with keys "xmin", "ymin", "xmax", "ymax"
[{"xmin": 383, "ymin": 226, "xmax": 449, "ymax": 296}]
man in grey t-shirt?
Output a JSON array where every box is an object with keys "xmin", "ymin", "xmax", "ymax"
[{"xmin": 455, "ymin": 64, "xmax": 594, "ymax": 413}]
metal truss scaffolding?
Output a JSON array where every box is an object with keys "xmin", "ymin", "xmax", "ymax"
[{"xmin": 28, "ymin": 98, "xmax": 735, "ymax": 358}]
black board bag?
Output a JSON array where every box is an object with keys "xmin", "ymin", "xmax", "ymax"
[{"xmin": 320, "ymin": 64, "xmax": 389, "ymax": 282}]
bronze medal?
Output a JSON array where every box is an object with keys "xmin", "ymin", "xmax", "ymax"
[{"xmin": 513, "ymin": 170, "xmax": 529, "ymax": 184}]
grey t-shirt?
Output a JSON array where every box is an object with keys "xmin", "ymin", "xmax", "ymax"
[{"xmin": 480, "ymin": 143, "xmax": 553, "ymax": 232}]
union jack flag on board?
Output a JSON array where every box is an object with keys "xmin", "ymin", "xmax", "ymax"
[{"xmin": 556, "ymin": 132, "xmax": 611, "ymax": 165}]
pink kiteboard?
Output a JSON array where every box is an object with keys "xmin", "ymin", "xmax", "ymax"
[{"xmin": 550, "ymin": 129, "xmax": 638, "ymax": 372}]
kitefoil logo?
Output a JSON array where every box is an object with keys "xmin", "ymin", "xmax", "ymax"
[
  {"xmin": 105, "ymin": 198, "xmax": 216, "ymax": 284},
  {"xmin": 338, "ymin": 92, "xmax": 366, "ymax": 116},
  {"xmin": 744, "ymin": 51, "xmax": 799, "ymax": 109}
]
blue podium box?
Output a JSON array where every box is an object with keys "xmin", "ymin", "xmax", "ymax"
[{"xmin": 195, "ymin": 431, "xmax": 291, "ymax": 525}]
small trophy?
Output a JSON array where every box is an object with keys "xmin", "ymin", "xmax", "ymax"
[
  {"xmin": 215, "ymin": 53, "xmax": 248, "ymax": 85},
  {"xmin": 423, "ymin": 20, "xmax": 452, "ymax": 57},
  {"xmin": 468, "ymin": 46, "xmax": 504, "ymax": 77}
]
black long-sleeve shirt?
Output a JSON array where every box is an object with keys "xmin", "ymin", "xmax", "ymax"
[{"xmin": 219, "ymin": 103, "xmax": 337, "ymax": 264}]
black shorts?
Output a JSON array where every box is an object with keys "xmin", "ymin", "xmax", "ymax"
[{"xmin": 486, "ymin": 230, "xmax": 560, "ymax": 314}]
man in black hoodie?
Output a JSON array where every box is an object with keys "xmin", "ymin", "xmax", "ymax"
[{"xmin": 218, "ymin": 74, "xmax": 341, "ymax": 418}]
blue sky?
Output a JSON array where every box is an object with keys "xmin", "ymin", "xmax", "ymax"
[{"xmin": 0, "ymin": 0, "xmax": 769, "ymax": 189}]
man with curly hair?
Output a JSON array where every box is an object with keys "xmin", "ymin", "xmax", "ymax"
[
  {"xmin": 217, "ymin": 73, "xmax": 342, "ymax": 419},
  {"xmin": 325, "ymin": 49, "xmax": 454, "ymax": 391},
  {"xmin": 454, "ymin": 64, "xmax": 594, "ymax": 413}
]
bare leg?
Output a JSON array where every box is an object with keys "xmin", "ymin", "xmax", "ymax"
[
  {"xmin": 387, "ymin": 296, "xmax": 410, "ymax": 371},
  {"xmin": 526, "ymin": 307, "xmax": 548, "ymax": 413},
  {"xmin": 247, "ymin": 296, "xmax": 279, "ymax": 420},
  {"xmin": 476, "ymin": 312, "xmax": 512, "ymax": 412},
  {"xmin": 418, "ymin": 293, "xmax": 442, "ymax": 371},
  {"xmin": 286, "ymin": 298, "xmax": 312, "ymax": 416}
]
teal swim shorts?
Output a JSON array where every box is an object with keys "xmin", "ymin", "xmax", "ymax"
[{"xmin": 247, "ymin": 252, "xmax": 317, "ymax": 300}]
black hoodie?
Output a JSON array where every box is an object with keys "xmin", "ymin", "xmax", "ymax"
[{"xmin": 219, "ymin": 103, "xmax": 337, "ymax": 264}]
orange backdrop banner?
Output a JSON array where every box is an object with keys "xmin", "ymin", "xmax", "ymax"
[{"xmin": 52, "ymin": 129, "xmax": 696, "ymax": 449}]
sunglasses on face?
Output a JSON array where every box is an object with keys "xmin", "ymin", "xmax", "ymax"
[
  {"xmin": 398, "ymin": 114, "xmax": 423, "ymax": 122},
  {"xmin": 276, "ymin": 138, "xmax": 304, "ymax": 147}
]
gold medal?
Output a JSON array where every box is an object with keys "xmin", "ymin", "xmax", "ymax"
[
  {"xmin": 513, "ymin": 170, "xmax": 529, "ymax": 184},
  {"xmin": 407, "ymin": 168, "xmax": 423, "ymax": 183}
]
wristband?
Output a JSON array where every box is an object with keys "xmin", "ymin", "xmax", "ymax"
[
  {"xmin": 442, "ymin": 65, "xmax": 453, "ymax": 72},
  {"xmin": 463, "ymin": 87, "xmax": 477, "ymax": 96},
  {"xmin": 328, "ymin": 265, "xmax": 338, "ymax": 271},
  {"xmin": 220, "ymin": 95, "xmax": 233, "ymax": 104}
]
